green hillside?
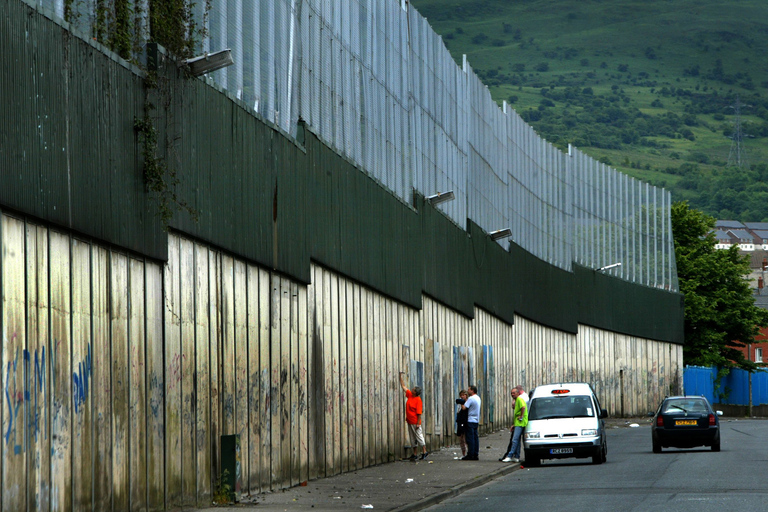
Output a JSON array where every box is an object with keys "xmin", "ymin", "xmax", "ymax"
[{"xmin": 410, "ymin": 0, "xmax": 768, "ymax": 221}]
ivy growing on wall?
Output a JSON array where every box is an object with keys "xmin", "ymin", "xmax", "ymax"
[{"xmin": 66, "ymin": 1, "xmax": 211, "ymax": 229}]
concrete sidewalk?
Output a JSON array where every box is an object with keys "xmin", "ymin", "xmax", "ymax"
[{"xmin": 194, "ymin": 418, "xmax": 647, "ymax": 512}]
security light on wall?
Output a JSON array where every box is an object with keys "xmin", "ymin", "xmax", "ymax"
[
  {"xmin": 426, "ymin": 191, "xmax": 455, "ymax": 206},
  {"xmin": 489, "ymin": 228, "xmax": 512, "ymax": 241},
  {"xmin": 597, "ymin": 262, "xmax": 622, "ymax": 272},
  {"xmin": 183, "ymin": 49, "xmax": 234, "ymax": 77}
]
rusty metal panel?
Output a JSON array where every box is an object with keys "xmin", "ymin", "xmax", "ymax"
[
  {"xmin": 233, "ymin": 260, "xmax": 248, "ymax": 493},
  {"xmin": 180, "ymin": 238, "xmax": 197, "ymax": 506},
  {"xmin": 257, "ymin": 267, "xmax": 270, "ymax": 489},
  {"xmin": 194, "ymin": 245, "xmax": 211, "ymax": 504},
  {"xmin": 145, "ymin": 261, "xmax": 165, "ymax": 509},
  {"xmin": 128, "ymin": 257, "xmax": 147, "ymax": 512},
  {"xmin": 297, "ymin": 282, "xmax": 309, "ymax": 483},
  {"xmin": 2, "ymin": 215, "xmax": 26, "ymax": 511},
  {"xmin": 92, "ymin": 246, "xmax": 112, "ymax": 512},
  {"xmin": 246, "ymin": 264, "xmax": 260, "ymax": 493},
  {"xmin": 26, "ymin": 222, "xmax": 51, "ymax": 510},
  {"xmin": 164, "ymin": 235, "xmax": 182, "ymax": 507}
]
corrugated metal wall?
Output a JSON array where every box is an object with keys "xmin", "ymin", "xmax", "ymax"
[{"xmin": 0, "ymin": 215, "xmax": 682, "ymax": 511}]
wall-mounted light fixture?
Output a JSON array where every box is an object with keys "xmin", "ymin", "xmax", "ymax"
[
  {"xmin": 426, "ymin": 191, "xmax": 455, "ymax": 206},
  {"xmin": 489, "ymin": 228, "xmax": 512, "ymax": 241},
  {"xmin": 183, "ymin": 49, "xmax": 234, "ymax": 77},
  {"xmin": 597, "ymin": 262, "xmax": 622, "ymax": 272}
]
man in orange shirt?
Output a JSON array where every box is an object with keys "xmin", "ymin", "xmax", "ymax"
[{"xmin": 399, "ymin": 372, "xmax": 428, "ymax": 461}]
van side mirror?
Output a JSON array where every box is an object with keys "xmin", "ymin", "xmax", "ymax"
[
  {"xmin": 600, "ymin": 408, "xmax": 607, "ymax": 419},
  {"xmin": 647, "ymin": 411, "xmax": 655, "ymax": 417},
  {"xmin": 716, "ymin": 410, "xmax": 723, "ymax": 416}
]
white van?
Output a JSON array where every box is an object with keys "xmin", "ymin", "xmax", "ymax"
[{"xmin": 523, "ymin": 382, "xmax": 608, "ymax": 466}]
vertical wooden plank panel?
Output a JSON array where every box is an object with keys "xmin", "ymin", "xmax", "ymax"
[
  {"xmin": 321, "ymin": 270, "xmax": 333, "ymax": 475},
  {"xmin": 289, "ymin": 281, "xmax": 300, "ymax": 486},
  {"xmin": 221, "ymin": 255, "xmax": 236, "ymax": 451},
  {"xmin": 279, "ymin": 276, "xmax": 291, "ymax": 488},
  {"xmin": 434, "ymin": 340, "xmax": 442, "ymax": 437},
  {"xmin": 352, "ymin": 284, "xmax": 362, "ymax": 471},
  {"xmin": 336, "ymin": 278, "xmax": 348, "ymax": 474},
  {"xmin": 297, "ymin": 282, "xmax": 309, "ymax": 484},
  {"xmin": 180, "ymin": 239, "xmax": 197, "ymax": 505},
  {"xmin": 246, "ymin": 265, "xmax": 260, "ymax": 494},
  {"xmin": 386, "ymin": 300, "xmax": 395, "ymax": 462},
  {"xmin": 361, "ymin": 288, "xmax": 372, "ymax": 468},
  {"xmin": 128, "ymin": 258, "xmax": 147, "ymax": 512},
  {"xmin": 373, "ymin": 293, "xmax": 383, "ymax": 465},
  {"xmin": 145, "ymin": 262, "xmax": 165, "ymax": 510},
  {"xmin": 400, "ymin": 343, "xmax": 410, "ymax": 459},
  {"xmin": 234, "ymin": 261, "xmax": 248, "ymax": 493},
  {"xmin": 71, "ymin": 240, "xmax": 92, "ymax": 511},
  {"xmin": 424, "ymin": 339, "xmax": 434, "ymax": 438},
  {"xmin": 48, "ymin": 231, "xmax": 71, "ymax": 512},
  {"xmin": 2, "ymin": 216, "xmax": 27, "ymax": 512},
  {"xmin": 329, "ymin": 272, "xmax": 340, "ymax": 474},
  {"xmin": 306, "ymin": 270, "xmax": 317, "ymax": 481},
  {"xmin": 345, "ymin": 281, "xmax": 356, "ymax": 471},
  {"xmin": 195, "ymin": 246, "xmax": 211, "ymax": 504},
  {"xmin": 269, "ymin": 274, "xmax": 281, "ymax": 485},
  {"xmin": 257, "ymin": 268, "xmax": 270, "ymax": 488},
  {"xmin": 209, "ymin": 252, "xmax": 221, "ymax": 494},
  {"xmin": 165, "ymin": 236, "xmax": 182, "ymax": 507},
  {"xmin": 110, "ymin": 251, "xmax": 130, "ymax": 511},
  {"xmin": 26, "ymin": 224, "xmax": 51, "ymax": 511}
]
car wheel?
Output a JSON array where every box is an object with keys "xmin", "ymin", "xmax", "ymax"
[
  {"xmin": 592, "ymin": 446, "xmax": 604, "ymax": 465},
  {"xmin": 652, "ymin": 437, "xmax": 661, "ymax": 453},
  {"xmin": 600, "ymin": 441, "xmax": 608, "ymax": 463},
  {"xmin": 712, "ymin": 435, "xmax": 721, "ymax": 452}
]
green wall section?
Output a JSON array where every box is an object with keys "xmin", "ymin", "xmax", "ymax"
[{"xmin": 1, "ymin": 0, "xmax": 683, "ymax": 344}]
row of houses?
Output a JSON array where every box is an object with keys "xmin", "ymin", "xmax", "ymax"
[{"xmin": 714, "ymin": 220, "xmax": 768, "ymax": 366}]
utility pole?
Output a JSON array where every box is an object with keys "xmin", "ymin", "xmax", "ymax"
[{"xmin": 728, "ymin": 95, "xmax": 750, "ymax": 169}]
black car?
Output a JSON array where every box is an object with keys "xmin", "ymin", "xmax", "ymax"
[{"xmin": 650, "ymin": 396, "xmax": 723, "ymax": 453}]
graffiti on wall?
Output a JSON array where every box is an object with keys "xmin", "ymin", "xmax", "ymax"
[{"xmin": 3, "ymin": 337, "xmax": 92, "ymax": 456}]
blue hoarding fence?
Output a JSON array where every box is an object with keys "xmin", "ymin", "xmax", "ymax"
[{"xmin": 683, "ymin": 365, "xmax": 768, "ymax": 405}]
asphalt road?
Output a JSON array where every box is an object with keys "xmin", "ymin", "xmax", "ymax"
[{"xmin": 424, "ymin": 418, "xmax": 768, "ymax": 512}]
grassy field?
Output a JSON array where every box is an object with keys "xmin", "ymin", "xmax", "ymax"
[{"xmin": 410, "ymin": 0, "xmax": 768, "ymax": 220}]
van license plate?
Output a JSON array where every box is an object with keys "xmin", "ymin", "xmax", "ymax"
[{"xmin": 550, "ymin": 448, "xmax": 573, "ymax": 454}]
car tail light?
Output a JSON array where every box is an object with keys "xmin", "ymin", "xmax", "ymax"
[
  {"xmin": 656, "ymin": 416, "xmax": 663, "ymax": 427},
  {"xmin": 708, "ymin": 413, "xmax": 715, "ymax": 426}
]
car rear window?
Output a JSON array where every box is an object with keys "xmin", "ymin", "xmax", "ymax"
[
  {"xmin": 528, "ymin": 396, "xmax": 595, "ymax": 420},
  {"xmin": 662, "ymin": 398, "xmax": 708, "ymax": 414}
]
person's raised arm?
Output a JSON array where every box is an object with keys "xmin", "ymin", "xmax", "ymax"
[{"xmin": 399, "ymin": 372, "xmax": 407, "ymax": 392}]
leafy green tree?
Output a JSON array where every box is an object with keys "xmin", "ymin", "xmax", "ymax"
[{"xmin": 672, "ymin": 202, "xmax": 768, "ymax": 370}]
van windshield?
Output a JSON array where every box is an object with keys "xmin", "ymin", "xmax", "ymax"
[{"xmin": 528, "ymin": 396, "xmax": 595, "ymax": 420}]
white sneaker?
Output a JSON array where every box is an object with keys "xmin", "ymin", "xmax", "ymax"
[
  {"xmin": 511, "ymin": 457, "xmax": 520, "ymax": 463},
  {"xmin": 501, "ymin": 457, "xmax": 514, "ymax": 463}
]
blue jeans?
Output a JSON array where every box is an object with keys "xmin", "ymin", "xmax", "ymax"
[
  {"xmin": 466, "ymin": 422, "xmax": 479, "ymax": 457},
  {"xmin": 506, "ymin": 426, "xmax": 524, "ymax": 459}
]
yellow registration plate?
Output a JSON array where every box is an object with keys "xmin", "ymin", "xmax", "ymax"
[{"xmin": 675, "ymin": 419, "xmax": 697, "ymax": 426}]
